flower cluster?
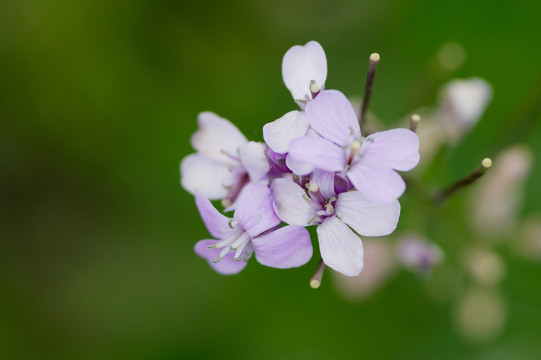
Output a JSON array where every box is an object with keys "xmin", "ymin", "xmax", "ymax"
[{"xmin": 180, "ymin": 41, "xmax": 420, "ymax": 279}]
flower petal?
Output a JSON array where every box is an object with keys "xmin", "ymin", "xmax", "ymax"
[
  {"xmin": 348, "ymin": 157, "xmax": 406, "ymax": 203},
  {"xmin": 191, "ymin": 112, "xmax": 247, "ymax": 164},
  {"xmin": 239, "ymin": 141, "xmax": 270, "ymax": 183},
  {"xmin": 252, "ymin": 226, "xmax": 313, "ymax": 268},
  {"xmin": 234, "ymin": 183, "xmax": 281, "ymax": 237},
  {"xmin": 282, "ymin": 41, "xmax": 327, "ymax": 102},
  {"xmin": 195, "ymin": 190, "xmax": 235, "ymax": 239},
  {"xmin": 270, "ymin": 177, "xmax": 319, "ymax": 226},
  {"xmin": 288, "ymin": 136, "xmax": 346, "ymax": 172},
  {"xmin": 180, "ymin": 153, "xmax": 240, "ymax": 200},
  {"xmin": 285, "ymin": 154, "xmax": 315, "ymax": 176},
  {"xmin": 364, "ymin": 129, "xmax": 420, "ymax": 171},
  {"xmin": 335, "ymin": 190, "xmax": 400, "ymax": 236},
  {"xmin": 263, "ymin": 111, "xmax": 309, "ymax": 154},
  {"xmin": 194, "ymin": 240, "xmax": 247, "ymax": 275},
  {"xmin": 317, "ymin": 216, "xmax": 364, "ymax": 276},
  {"xmin": 310, "ymin": 169, "xmax": 336, "ymax": 199},
  {"xmin": 305, "ymin": 90, "xmax": 360, "ymax": 146}
]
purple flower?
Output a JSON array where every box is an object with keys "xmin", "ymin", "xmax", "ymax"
[
  {"xmin": 271, "ymin": 174, "xmax": 400, "ymax": 276},
  {"xmin": 180, "ymin": 112, "xmax": 270, "ymax": 205},
  {"xmin": 288, "ymin": 90, "xmax": 420, "ymax": 203},
  {"xmin": 263, "ymin": 41, "xmax": 327, "ymax": 155},
  {"xmin": 194, "ymin": 183, "xmax": 313, "ymax": 275}
]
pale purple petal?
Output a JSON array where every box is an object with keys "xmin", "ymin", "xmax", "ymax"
[
  {"xmin": 252, "ymin": 226, "xmax": 313, "ymax": 268},
  {"xmin": 191, "ymin": 112, "xmax": 247, "ymax": 164},
  {"xmin": 282, "ymin": 41, "xmax": 327, "ymax": 102},
  {"xmin": 348, "ymin": 157, "xmax": 406, "ymax": 203},
  {"xmin": 305, "ymin": 90, "xmax": 360, "ymax": 146},
  {"xmin": 194, "ymin": 240, "xmax": 247, "ymax": 275},
  {"xmin": 364, "ymin": 129, "xmax": 420, "ymax": 171},
  {"xmin": 317, "ymin": 216, "xmax": 364, "ymax": 277},
  {"xmin": 288, "ymin": 136, "xmax": 346, "ymax": 172},
  {"xmin": 335, "ymin": 191, "xmax": 400, "ymax": 236},
  {"xmin": 263, "ymin": 111, "xmax": 309, "ymax": 154},
  {"xmin": 239, "ymin": 141, "xmax": 270, "ymax": 183},
  {"xmin": 195, "ymin": 190, "xmax": 235, "ymax": 239},
  {"xmin": 285, "ymin": 154, "xmax": 315, "ymax": 176},
  {"xmin": 234, "ymin": 183, "xmax": 281, "ymax": 237},
  {"xmin": 311, "ymin": 170, "xmax": 336, "ymax": 199},
  {"xmin": 270, "ymin": 177, "xmax": 319, "ymax": 226},
  {"xmin": 180, "ymin": 153, "xmax": 240, "ymax": 200}
]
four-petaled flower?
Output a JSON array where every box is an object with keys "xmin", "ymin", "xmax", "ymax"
[
  {"xmin": 271, "ymin": 174, "xmax": 400, "ymax": 276},
  {"xmin": 288, "ymin": 90, "xmax": 420, "ymax": 203},
  {"xmin": 194, "ymin": 183, "xmax": 313, "ymax": 274}
]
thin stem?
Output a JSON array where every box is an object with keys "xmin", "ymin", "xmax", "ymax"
[
  {"xmin": 359, "ymin": 53, "xmax": 380, "ymax": 131},
  {"xmin": 433, "ymin": 158, "xmax": 492, "ymax": 204},
  {"xmin": 409, "ymin": 114, "xmax": 421, "ymax": 133},
  {"xmin": 310, "ymin": 258, "xmax": 326, "ymax": 289}
]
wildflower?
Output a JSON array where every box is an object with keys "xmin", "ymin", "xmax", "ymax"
[
  {"xmin": 263, "ymin": 41, "xmax": 327, "ymax": 154},
  {"xmin": 180, "ymin": 112, "xmax": 270, "ymax": 205},
  {"xmin": 271, "ymin": 175, "xmax": 400, "ymax": 276},
  {"xmin": 193, "ymin": 183, "xmax": 312, "ymax": 274},
  {"xmin": 288, "ymin": 90, "xmax": 420, "ymax": 203}
]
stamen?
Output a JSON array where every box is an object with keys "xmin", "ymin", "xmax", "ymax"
[
  {"xmin": 348, "ymin": 141, "xmax": 361, "ymax": 164},
  {"xmin": 220, "ymin": 149, "xmax": 240, "ymax": 162},
  {"xmin": 231, "ymin": 232, "xmax": 250, "ymax": 250},
  {"xmin": 307, "ymin": 183, "xmax": 319, "ymax": 193},
  {"xmin": 212, "ymin": 246, "xmax": 231, "ymax": 263},
  {"xmin": 324, "ymin": 203, "xmax": 334, "ymax": 215},
  {"xmin": 233, "ymin": 235, "xmax": 251, "ymax": 261},
  {"xmin": 310, "ymin": 80, "xmax": 320, "ymax": 99},
  {"xmin": 221, "ymin": 199, "xmax": 232, "ymax": 208}
]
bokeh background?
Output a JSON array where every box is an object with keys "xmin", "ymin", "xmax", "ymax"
[{"xmin": 1, "ymin": 0, "xmax": 541, "ymax": 359}]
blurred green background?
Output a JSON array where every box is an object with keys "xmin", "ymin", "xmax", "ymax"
[{"xmin": 1, "ymin": 0, "xmax": 541, "ymax": 359}]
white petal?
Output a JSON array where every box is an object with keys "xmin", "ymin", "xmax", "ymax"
[
  {"xmin": 263, "ymin": 111, "xmax": 309, "ymax": 154},
  {"xmin": 191, "ymin": 112, "xmax": 247, "ymax": 164},
  {"xmin": 282, "ymin": 41, "xmax": 327, "ymax": 102},
  {"xmin": 239, "ymin": 141, "xmax": 270, "ymax": 183},
  {"xmin": 335, "ymin": 190, "xmax": 400, "ymax": 237},
  {"xmin": 317, "ymin": 217, "xmax": 364, "ymax": 276},
  {"xmin": 270, "ymin": 178, "xmax": 319, "ymax": 226},
  {"xmin": 180, "ymin": 153, "xmax": 240, "ymax": 200}
]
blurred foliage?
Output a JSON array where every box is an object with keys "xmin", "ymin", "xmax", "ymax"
[{"xmin": 1, "ymin": 0, "xmax": 541, "ymax": 359}]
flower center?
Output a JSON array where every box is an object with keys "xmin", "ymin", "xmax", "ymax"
[
  {"xmin": 208, "ymin": 229, "xmax": 253, "ymax": 263},
  {"xmin": 306, "ymin": 183, "xmax": 337, "ymax": 223}
]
